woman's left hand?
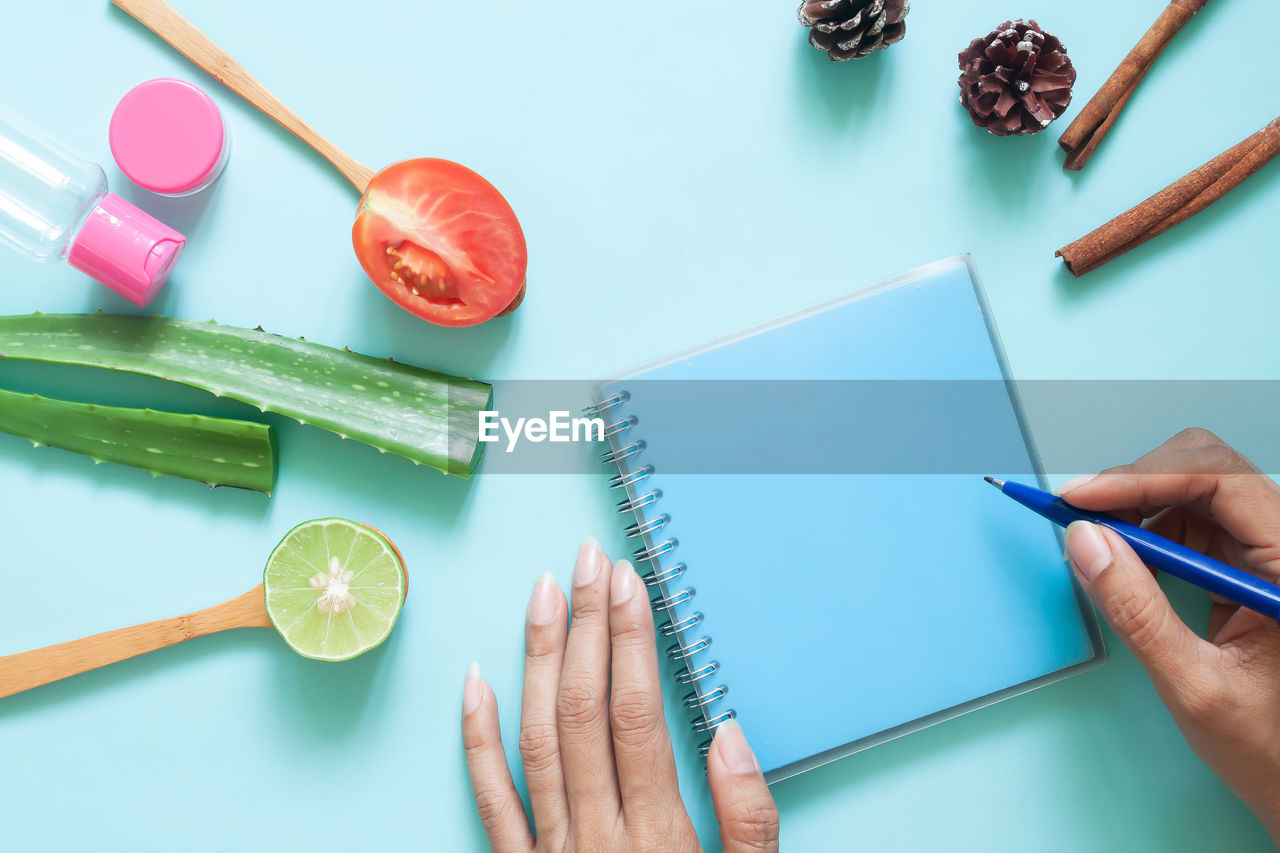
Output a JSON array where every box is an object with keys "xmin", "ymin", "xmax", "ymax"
[{"xmin": 462, "ymin": 538, "xmax": 780, "ymax": 852}]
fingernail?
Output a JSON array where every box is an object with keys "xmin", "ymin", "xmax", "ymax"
[
  {"xmin": 1057, "ymin": 473, "xmax": 1097, "ymax": 495},
  {"xmin": 610, "ymin": 559, "xmax": 636, "ymax": 605},
  {"xmin": 1066, "ymin": 521, "xmax": 1111, "ymax": 582},
  {"xmin": 573, "ymin": 537, "xmax": 602, "ymax": 588},
  {"xmin": 463, "ymin": 662, "xmax": 483, "ymax": 716},
  {"xmin": 527, "ymin": 571, "xmax": 558, "ymax": 625},
  {"xmin": 713, "ymin": 719, "xmax": 760, "ymax": 775}
]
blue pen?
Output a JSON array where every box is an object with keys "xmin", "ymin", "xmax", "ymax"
[{"xmin": 985, "ymin": 477, "xmax": 1280, "ymax": 623}]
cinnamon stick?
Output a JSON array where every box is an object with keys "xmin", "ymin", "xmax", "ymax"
[
  {"xmin": 1058, "ymin": 0, "xmax": 1210, "ymax": 171},
  {"xmin": 1056, "ymin": 118, "xmax": 1280, "ymax": 276}
]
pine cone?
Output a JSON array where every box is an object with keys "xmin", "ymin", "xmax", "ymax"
[
  {"xmin": 798, "ymin": 0, "xmax": 909, "ymax": 62},
  {"xmin": 957, "ymin": 20, "xmax": 1076, "ymax": 136}
]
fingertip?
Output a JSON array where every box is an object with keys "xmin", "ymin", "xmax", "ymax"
[
  {"xmin": 1065, "ymin": 521, "xmax": 1111, "ymax": 582},
  {"xmin": 1056, "ymin": 473, "xmax": 1098, "ymax": 496},
  {"xmin": 573, "ymin": 537, "xmax": 604, "ymax": 588},
  {"xmin": 708, "ymin": 720, "xmax": 780, "ymax": 852},
  {"xmin": 1095, "ymin": 524, "xmax": 1150, "ymax": 570},
  {"xmin": 610, "ymin": 559, "xmax": 639, "ymax": 607},
  {"xmin": 710, "ymin": 719, "xmax": 760, "ymax": 777},
  {"xmin": 570, "ymin": 538, "xmax": 613, "ymax": 613},
  {"xmin": 1057, "ymin": 471, "xmax": 1134, "ymax": 512},
  {"xmin": 460, "ymin": 664, "xmax": 535, "ymax": 853},
  {"xmin": 608, "ymin": 560, "xmax": 655, "ymax": 647},
  {"xmin": 527, "ymin": 571, "xmax": 561, "ymax": 626},
  {"xmin": 1071, "ymin": 524, "xmax": 1205, "ymax": 680},
  {"xmin": 463, "ymin": 661, "xmax": 485, "ymax": 717}
]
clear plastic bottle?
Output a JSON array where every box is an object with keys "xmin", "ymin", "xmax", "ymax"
[{"xmin": 0, "ymin": 109, "xmax": 185, "ymax": 306}]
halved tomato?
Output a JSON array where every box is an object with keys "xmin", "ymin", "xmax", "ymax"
[{"xmin": 352, "ymin": 158, "xmax": 527, "ymax": 327}]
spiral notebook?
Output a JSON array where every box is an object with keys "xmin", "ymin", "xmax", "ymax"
[{"xmin": 589, "ymin": 256, "xmax": 1104, "ymax": 783}]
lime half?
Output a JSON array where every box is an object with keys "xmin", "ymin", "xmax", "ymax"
[{"xmin": 264, "ymin": 518, "xmax": 407, "ymax": 661}]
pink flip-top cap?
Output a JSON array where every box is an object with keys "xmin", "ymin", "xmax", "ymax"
[
  {"xmin": 67, "ymin": 193, "xmax": 185, "ymax": 306},
  {"xmin": 110, "ymin": 78, "xmax": 227, "ymax": 195}
]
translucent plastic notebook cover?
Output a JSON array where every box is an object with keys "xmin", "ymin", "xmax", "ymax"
[{"xmin": 591, "ymin": 255, "xmax": 1105, "ymax": 783}]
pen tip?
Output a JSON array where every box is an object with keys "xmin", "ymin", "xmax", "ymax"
[{"xmin": 983, "ymin": 476, "xmax": 1005, "ymax": 489}]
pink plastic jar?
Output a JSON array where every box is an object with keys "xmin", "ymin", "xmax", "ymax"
[{"xmin": 109, "ymin": 78, "xmax": 229, "ymax": 197}]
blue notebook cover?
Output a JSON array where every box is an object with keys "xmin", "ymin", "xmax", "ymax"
[{"xmin": 591, "ymin": 256, "xmax": 1105, "ymax": 782}]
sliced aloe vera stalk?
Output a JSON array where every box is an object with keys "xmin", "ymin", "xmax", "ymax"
[
  {"xmin": 0, "ymin": 313, "xmax": 492, "ymax": 477},
  {"xmin": 0, "ymin": 386, "xmax": 277, "ymax": 492}
]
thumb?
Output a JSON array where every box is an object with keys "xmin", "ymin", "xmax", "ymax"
[
  {"xmin": 706, "ymin": 720, "xmax": 779, "ymax": 853},
  {"xmin": 1066, "ymin": 521, "xmax": 1212, "ymax": 703}
]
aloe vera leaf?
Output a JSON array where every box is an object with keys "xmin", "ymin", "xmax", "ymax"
[
  {"xmin": 0, "ymin": 313, "xmax": 492, "ymax": 477},
  {"xmin": 0, "ymin": 387, "xmax": 277, "ymax": 492}
]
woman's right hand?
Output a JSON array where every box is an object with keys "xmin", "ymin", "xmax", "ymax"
[{"xmin": 1061, "ymin": 429, "xmax": 1280, "ymax": 841}]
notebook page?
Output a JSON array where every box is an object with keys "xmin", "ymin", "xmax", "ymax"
[{"xmin": 595, "ymin": 256, "xmax": 1102, "ymax": 780}]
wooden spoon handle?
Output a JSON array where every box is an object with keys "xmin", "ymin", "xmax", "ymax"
[
  {"xmin": 0, "ymin": 585, "xmax": 272, "ymax": 700},
  {"xmin": 111, "ymin": 0, "xmax": 376, "ymax": 193}
]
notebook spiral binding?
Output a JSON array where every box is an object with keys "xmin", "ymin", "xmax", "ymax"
[{"xmin": 586, "ymin": 392, "xmax": 736, "ymax": 758}]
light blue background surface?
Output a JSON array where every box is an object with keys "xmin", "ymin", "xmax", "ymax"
[{"xmin": 1, "ymin": 1, "xmax": 1278, "ymax": 850}]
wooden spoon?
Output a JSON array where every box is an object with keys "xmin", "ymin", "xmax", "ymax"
[
  {"xmin": 111, "ymin": 0, "xmax": 375, "ymax": 191},
  {"xmin": 111, "ymin": 0, "xmax": 529, "ymax": 325},
  {"xmin": 0, "ymin": 520, "xmax": 408, "ymax": 699},
  {"xmin": 0, "ymin": 586, "xmax": 271, "ymax": 700}
]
